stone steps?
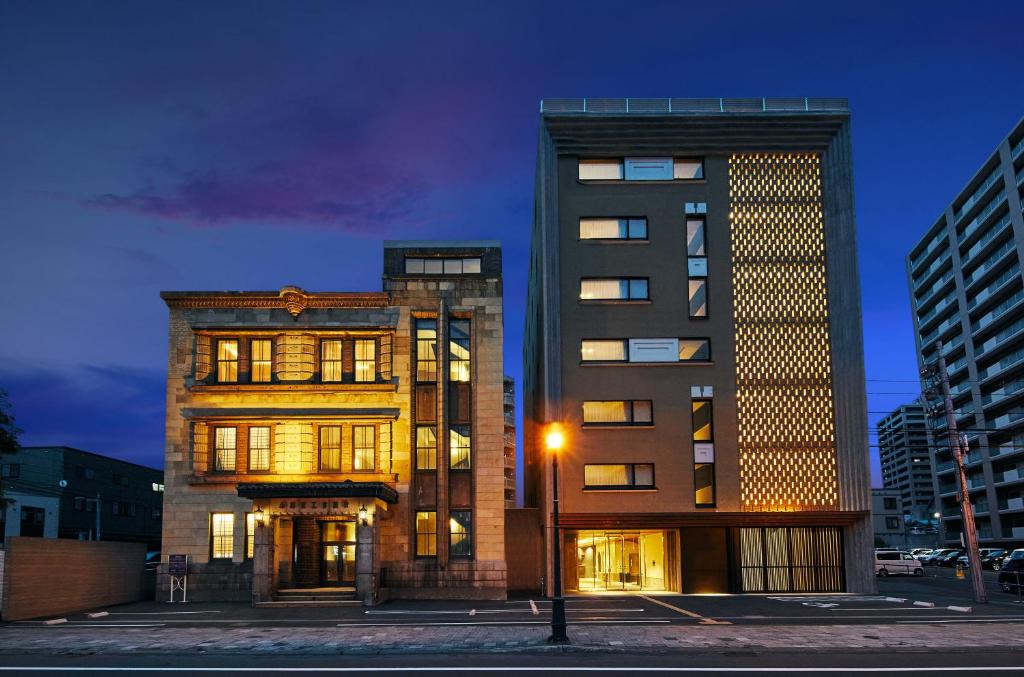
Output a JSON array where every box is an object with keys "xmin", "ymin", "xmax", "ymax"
[{"xmin": 257, "ymin": 587, "xmax": 360, "ymax": 608}]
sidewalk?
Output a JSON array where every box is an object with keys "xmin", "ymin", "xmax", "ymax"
[{"xmin": 2, "ymin": 622, "xmax": 1023, "ymax": 656}]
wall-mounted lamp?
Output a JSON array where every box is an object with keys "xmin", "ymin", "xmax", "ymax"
[
  {"xmin": 253, "ymin": 507, "xmax": 265, "ymax": 527},
  {"xmin": 359, "ymin": 505, "xmax": 368, "ymax": 526}
]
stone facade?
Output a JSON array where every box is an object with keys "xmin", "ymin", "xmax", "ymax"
[{"xmin": 158, "ymin": 241, "xmax": 506, "ymax": 603}]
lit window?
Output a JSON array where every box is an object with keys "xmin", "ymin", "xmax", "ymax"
[
  {"xmin": 674, "ymin": 159, "xmax": 704, "ymax": 180},
  {"xmin": 416, "ymin": 426, "xmax": 437, "ymax": 470},
  {"xmin": 692, "ymin": 400, "xmax": 713, "ymax": 441},
  {"xmin": 450, "ymin": 511, "xmax": 472, "ymax": 557},
  {"xmin": 580, "ymin": 278, "xmax": 648, "ymax": 301},
  {"xmin": 686, "ymin": 218, "xmax": 706, "ymax": 256},
  {"xmin": 151, "ymin": 483, "xmax": 164, "ymax": 492},
  {"xmin": 248, "ymin": 426, "xmax": 270, "ymax": 471},
  {"xmin": 246, "ymin": 513, "xmax": 255, "ymax": 559},
  {"xmin": 582, "ymin": 400, "xmax": 653, "ymax": 426},
  {"xmin": 578, "ymin": 159, "xmax": 623, "ymax": 180},
  {"xmin": 415, "ymin": 511, "xmax": 437, "ymax": 557},
  {"xmin": 450, "ymin": 425, "xmax": 471, "ymax": 470},
  {"xmin": 251, "ymin": 339, "xmax": 272, "ymax": 383},
  {"xmin": 321, "ymin": 340, "xmax": 343, "ymax": 382},
  {"xmin": 320, "ymin": 426, "xmax": 341, "ymax": 471},
  {"xmin": 353, "ymin": 425, "xmax": 375, "ymax": 471},
  {"xmin": 462, "ymin": 258, "xmax": 481, "ymax": 274},
  {"xmin": 217, "ymin": 340, "xmax": 238, "ymax": 382},
  {"xmin": 416, "ymin": 319, "xmax": 437, "ymax": 382},
  {"xmin": 695, "ymin": 463, "xmax": 715, "ymax": 506},
  {"xmin": 449, "ymin": 319, "xmax": 471, "ymax": 382},
  {"xmin": 579, "ymin": 218, "xmax": 647, "ymax": 240},
  {"xmin": 211, "ymin": 513, "xmax": 234, "ymax": 559},
  {"xmin": 583, "ymin": 464, "xmax": 654, "ymax": 488},
  {"xmin": 580, "ymin": 340, "xmax": 627, "ymax": 362},
  {"xmin": 679, "ymin": 339, "xmax": 711, "ymax": 361},
  {"xmin": 355, "ymin": 339, "xmax": 376, "ymax": 383},
  {"xmin": 214, "ymin": 427, "xmax": 236, "ymax": 472}
]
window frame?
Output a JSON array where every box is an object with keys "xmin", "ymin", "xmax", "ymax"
[
  {"xmin": 354, "ymin": 338, "xmax": 376, "ymax": 383},
  {"xmin": 250, "ymin": 338, "xmax": 273, "ymax": 383},
  {"xmin": 213, "ymin": 426, "xmax": 237, "ymax": 473},
  {"xmin": 415, "ymin": 318, "xmax": 438, "ymax": 383},
  {"xmin": 581, "ymin": 400, "xmax": 654, "ymax": 427},
  {"xmin": 415, "ymin": 510, "xmax": 437, "ymax": 558},
  {"xmin": 416, "ymin": 425, "xmax": 438, "ymax": 470},
  {"xmin": 245, "ymin": 512, "xmax": 256, "ymax": 560},
  {"xmin": 580, "ymin": 339, "xmax": 628, "ymax": 363},
  {"xmin": 582, "ymin": 463, "xmax": 656, "ymax": 490},
  {"xmin": 692, "ymin": 398, "xmax": 716, "ymax": 508},
  {"xmin": 579, "ymin": 277, "xmax": 650, "ymax": 302},
  {"xmin": 578, "ymin": 217, "xmax": 648, "ymax": 242},
  {"xmin": 449, "ymin": 510, "xmax": 473, "ymax": 558},
  {"xmin": 210, "ymin": 512, "xmax": 235, "ymax": 561},
  {"xmin": 320, "ymin": 339, "xmax": 344, "ymax": 383},
  {"xmin": 448, "ymin": 318, "xmax": 471, "ymax": 383},
  {"xmin": 679, "ymin": 338, "xmax": 712, "ymax": 362},
  {"xmin": 216, "ymin": 339, "xmax": 239, "ymax": 383},
  {"xmin": 352, "ymin": 424, "xmax": 376, "ymax": 472},
  {"xmin": 248, "ymin": 425, "xmax": 272, "ymax": 472},
  {"xmin": 449, "ymin": 424, "xmax": 472, "ymax": 470},
  {"xmin": 319, "ymin": 425, "xmax": 342, "ymax": 472}
]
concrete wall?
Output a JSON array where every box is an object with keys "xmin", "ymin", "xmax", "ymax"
[
  {"xmin": 2, "ymin": 492, "xmax": 60, "ymax": 540},
  {"xmin": 1, "ymin": 537, "xmax": 147, "ymax": 621}
]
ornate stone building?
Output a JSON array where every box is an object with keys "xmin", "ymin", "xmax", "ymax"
[{"xmin": 158, "ymin": 241, "xmax": 506, "ymax": 604}]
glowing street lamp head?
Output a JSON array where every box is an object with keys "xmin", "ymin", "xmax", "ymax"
[{"xmin": 545, "ymin": 425, "xmax": 565, "ymax": 453}]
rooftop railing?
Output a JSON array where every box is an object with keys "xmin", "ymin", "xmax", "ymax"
[{"xmin": 540, "ymin": 97, "xmax": 849, "ymax": 114}]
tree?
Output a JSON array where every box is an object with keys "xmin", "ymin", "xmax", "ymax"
[{"xmin": 0, "ymin": 389, "xmax": 21, "ymax": 507}]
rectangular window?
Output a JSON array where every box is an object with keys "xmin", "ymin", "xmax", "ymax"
[
  {"xmin": 688, "ymin": 280, "xmax": 708, "ymax": 318},
  {"xmin": 248, "ymin": 426, "xmax": 271, "ymax": 471},
  {"xmin": 449, "ymin": 319, "xmax": 471, "ymax": 382},
  {"xmin": 416, "ymin": 426, "xmax": 437, "ymax": 470},
  {"xmin": 320, "ymin": 426, "xmax": 341, "ymax": 471},
  {"xmin": 580, "ymin": 339, "xmax": 627, "ymax": 362},
  {"xmin": 416, "ymin": 319, "xmax": 437, "ymax": 382},
  {"xmin": 216, "ymin": 339, "xmax": 238, "ymax": 382},
  {"xmin": 578, "ymin": 159, "xmax": 623, "ymax": 180},
  {"xmin": 624, "ymin": 157, "xmax": 673, "ymax": 180},
  {"xmin": 1, "ymin": 463, "xmax": 20, "ymax": 478},
  {"xmin": 246, "ymin": 513, "xmax": 256, "ymax": 559},
  {"xmin": 406, "ymin": 257, "xmax": 481, "ymax": 275},
  {"xmin": 679, "ymin": 339, "xmax": 711, "ymax": 361},
  {"xmin": 580, "ymin": 278, "xmax": 648, "ymax": 301},
  {"xmin": 885, "ymin": 517, "xmax": 901, "ymax": 529},
  {"xmin": 686, "ymin": 218, "xmax": 706, "ymax": 256},
  {"xmin": 74, "ymin": 496, "xmax": 86, "ymax": 511},
  {"xmin": 884, "ymin": 497, "xmax": 898, "ymax": 510},
  {"xmin": 674, "ymin": 159, "xmax": 705, "ymax": 180},
  {"xmin": 582, "ymin": 400, "xmax": 653, "ymax": 426},
  {"xmin": 210, "ymin": 513, "xmax": 234, "ymax": 560},
  {"xmin": 321, "ymin": 340, "xmax": 343, "ymax": 382},
  {"xmin": 214, "ymin": 427, "xmax": 236, "ymax": 472},
  {"xmin": 583, "ymin": 464, "xmax": 655, "ymax": 489},
  {"xmin": 415, "ymin": 511, "xmax": 437, "ymax": 557},
  {"xmin": 450, "ymin": 425, "xmax": 471, "ymax": 470},
  {"xmin": 251, "ymin": 339, "xmax": 272, "ymax": 383},
  {"xmin": 579, "ymin": 217, "xmax": 647, "ymax": 240},
  {"xmin": 354, "ymin": 339, "xmax": 376, "ymax": 383},
  {"xmin": 450, "ymin": 510, "xmax": 472, "ymax": 557},
  {"xmin": 353, "ymin": 425, "xmax": 375, "ymax": 471},
  {"xmin": 692, "ymin": 399, "xmax": 715, "ymax": 506},
  {"xmin": 405, "ymin": 258, "xmax": 425, "ymax": 274}
]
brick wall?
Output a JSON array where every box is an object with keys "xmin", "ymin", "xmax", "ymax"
[{"xmin": 1, "ymin": 537, "xmax": 147, "ymax": 621}]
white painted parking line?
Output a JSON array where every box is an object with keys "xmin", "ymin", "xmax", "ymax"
[
  {"xmin": 529, "ymin": 600, "xmax": 539, "ymax": 615},
  {"xmin": 46, "ymin": 624, "xmax": 167, "ymax": 628},
  {"xmin": 109, "ymin": 610, "xmax": 222, "ymax": 615},
  {"xmin": 336, "ymin": 620, "xmax": 670, "ymax": 627},
  {"xmin": 364, "ymin": 608, "xmax": 645, "ymax": 615},
  {"xmin": 896, "ymin": 618, "xmax": 1024, "ymax": 624},
  {"xmin": 86, "ymin": 612, "xmax": 109, "ymax": 618},
  {"xmin": 4, "ymin": 665, "xmax": 1024, "ymax": 672},
  {"xmin": 42, "ymin": 618, "xmax": 66, "ymax": 625},
  {"xmin": 947, "ymin": 605, "xmax": 972, "ymax": 613},
  {"xmin": 913, "ymin": 601, "xmax": 936, "ymax": 607}
]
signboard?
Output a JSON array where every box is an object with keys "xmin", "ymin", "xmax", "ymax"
[
  {"xmin": 168, "ymin": 554, "xmax": 188, "ymax": 577},
  {"xmin": 694, "ymin": 443, "xmax": 715, "ymax": 464}
]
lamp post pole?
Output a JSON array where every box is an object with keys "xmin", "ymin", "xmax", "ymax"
[{"xmin": 547, "ymin": 427, "xmax": 568, "ymax": 644}]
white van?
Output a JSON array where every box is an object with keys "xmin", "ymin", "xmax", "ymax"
[{"xmin": 875, "ymin": 550, "xmax": 924, "ymax": 577}]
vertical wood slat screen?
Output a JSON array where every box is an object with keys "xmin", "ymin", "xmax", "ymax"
[{"xmin": 739, "ymin": 526, "xmax": 843, "ymax": 592}]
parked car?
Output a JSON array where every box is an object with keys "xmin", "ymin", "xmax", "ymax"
[
  {"xmin": 922, "ymin": 548, "xmax": 958, "ymax": 566},
  {"xmin": 910, "ymin": 548, "xmax": 933, "ymax": 558},
  {"xmin": 997, "ymin": 549, "xmax": 1024, "ymax": 593},
  {"xmin": 935, "ymin": 549, "xmax": 966, "ymax": 567},
  {"xmin": 875, "ymin": 550, "xmax": 924, "ymax": 577},
  {"xmin": 956, "ymin": 548, "xmax": 1006, "ymax": 569},
  {"xmin": 987, "ymin": 549, "xmax": 1011, "ymax": 571}
]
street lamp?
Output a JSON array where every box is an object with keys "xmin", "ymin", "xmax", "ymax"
[{"xmin": 545, "ymin": 424, "xmax": 568, "ymax": 644}]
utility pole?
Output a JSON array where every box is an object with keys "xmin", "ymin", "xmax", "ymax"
[{"xmin": 924, "ymin": 343, "xmax": 987, "ymax": 604}]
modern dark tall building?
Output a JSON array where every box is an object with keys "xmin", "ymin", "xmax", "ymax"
[
  {"xmin": 877, "ymin": 403, "xmax": 935, "ymax": 520},
  {"xmin": 907, "ymin": 117, "xmax": 1024, "ymax": 548},
  {"xmin": 523, "ymin": 97, "xmax": 873, "ymax": 594}
]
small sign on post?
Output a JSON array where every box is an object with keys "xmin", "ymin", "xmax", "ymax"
[{"xmin": 168, "ymin": 554, "xmax": 188, "ymax": 603}]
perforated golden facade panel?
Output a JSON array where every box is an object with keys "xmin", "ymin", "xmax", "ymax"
[{"xmin": 730, "ymin": 153, "xmax": 838, "ymax": 511}]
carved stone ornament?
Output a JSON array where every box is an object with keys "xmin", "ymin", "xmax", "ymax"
[{"xmin": 279, "ymin": 286, "xmax": 308, "ymax": 318}]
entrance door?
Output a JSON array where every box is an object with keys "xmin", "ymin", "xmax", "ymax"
[{"xmin": 320, "ymin": 521, "xmax": 356, "ymax": 587}]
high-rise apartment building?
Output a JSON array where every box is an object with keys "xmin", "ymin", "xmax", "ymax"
[
  {"xmin": 503, "ymin": 376, "xmax": 517, "ymax": 508},
  {"xmin": 524, "ymin": 97, "xmax": 873, "ymax": 594},
  {"xmin": 907, "ymin": 117, "xmax": 1024, "ymax": 548},
  {"xmin": 877, "ymin": 403, "xmax": 935, "ymax": 519},
  {"xmin": 159, "ymin": 240, "xmax": 507, "ymax": 603}
]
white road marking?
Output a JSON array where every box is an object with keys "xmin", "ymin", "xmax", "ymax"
[
  {"xmin": 469, "ymin": 609, "xmax": 476, "ymax": 616},
  {"xmin": 914, "ymin": 601, "xmax": 936, "ymax": 607},
  {"xmin": 44, "ymin": 624, "xmax": 166, "ymax": 628},
  {"xmin": 109, "ymin": 611, "xmax": 222, "ymax": 615},
  {"xmin": 86, "ymin": 612, "xmax": 109, "ymax": 618},
  {"xmin": 640, "ymin": 595, "xmax": 730, "ymax": 625},
  {"xmin": 335, "ymin": 620, "xmax": 669, "ymax": 627},
  {"xmin": 3, "ymin": 665, "xmax": 1024, "ymax": 672},
  {"xmin": 529, "ymin": 600, "xmax": 539, "ymax": 615},
  {"xmin": 895, "ymin": 618, "xmax": 1024, "ymax": 624},
  {"xmin": 947, "ymin": 605, "xmax": 972, "ymax": 613},
  {"xmin": 364, "ymin": 608, "xmax": 644, "ymax": 615}
]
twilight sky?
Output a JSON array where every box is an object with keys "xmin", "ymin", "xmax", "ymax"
[{"xmin": 2, "ymin": 1, "xmax": 1022, "ymax": 488}]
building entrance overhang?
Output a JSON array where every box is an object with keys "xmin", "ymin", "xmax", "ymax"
[{"xmin": 237, "ymin": 481, "xmax": 399, "ymax": 504}]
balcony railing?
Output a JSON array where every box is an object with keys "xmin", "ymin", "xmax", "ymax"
[
  {"xmin": 962, "ymin": 212, "xmax": 1014, "ymax": 266},
  {"xmin": 954, "ymin": 167, "xmax": 1003, "ymax": 223},
  {"xmin": 978, "ymin": 345, "xmax": 1024, "ymax": 382},
  {"xmin": 957, "ymin": 188, "xmax": 1007, "ymax": 243},
  {"xmin": 975, "ymin": 316, "xmax": 1024, "ymax": 357},
  {"xmin": 540, "ymin": 97, "xmax": 850, "ymax": 114},
  {"xmin": 963, "ymin": 239, "xmax": 1016, "ymax": 288},
  {"xmin": 971, "ymin": 288, "xmax": 1024, "ymax": 333},
  {"xmin": 981, "ymin": 379, "xmax": 1024, "ymax": 408},
  {"xmin": 911, "ymin": 230, "xmax": 949, "ymax": 270},
  {"xmin": 967, "ymin": 263, "xmax": 1018, "ymax": 310},
  {"xmin": 915, "ymin": 270, "xmax": 955, "ymax": 307}
]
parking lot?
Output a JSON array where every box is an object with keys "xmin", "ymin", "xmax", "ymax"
[{"xmin": 8, "ymin": 566, "xmax": 1024, "ymax": 631}]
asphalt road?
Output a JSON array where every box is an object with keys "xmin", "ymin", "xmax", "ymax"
[{"xmin": 2, "ymin": 650, "xmax": 1024, "ymax": 675}]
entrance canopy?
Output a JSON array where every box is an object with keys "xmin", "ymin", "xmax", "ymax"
[{"xmin": 237, "ymin": 482, "xmax": 399, "ymax": 503}]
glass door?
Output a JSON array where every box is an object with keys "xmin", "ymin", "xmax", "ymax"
[{"xmin": 320, "ymin": 521, "xmax": 356, "ymax": 587}]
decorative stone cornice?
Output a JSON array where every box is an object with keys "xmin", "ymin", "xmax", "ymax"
[{"xmin": 161, "ymin": 286, "xmax": 390, "ymax": 316}]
